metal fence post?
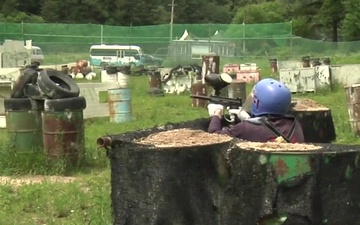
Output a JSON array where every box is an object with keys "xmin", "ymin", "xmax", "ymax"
[{"xmin": 101, "ymin": 24, "xmax": 104, "ymax": 44}]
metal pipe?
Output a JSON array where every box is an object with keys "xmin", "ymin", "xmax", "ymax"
[
  {"xmin": 168, "ymin": 0, "xmax": 176, "ymax": 43},
  {"xmin": 97, "ymin": 136, "xmax": 113, "ymax": 147}
]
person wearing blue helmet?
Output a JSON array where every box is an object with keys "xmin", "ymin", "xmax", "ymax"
[{"xmin": 207, "ymin": 78, "xmax": 305, "ymax": 143}]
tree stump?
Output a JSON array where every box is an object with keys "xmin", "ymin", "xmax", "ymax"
[
  {"xmin": 288, "ymin": 98, "xmax": 336, "ymax": 143},
  {"xmin": 102, "ymin": 119, "xmax": 360, "ymax": 225},
  {"xmin": 107, "ymin": 120, "xmax": 232, "ymax": 225}
]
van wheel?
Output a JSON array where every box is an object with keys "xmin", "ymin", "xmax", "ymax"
[
  {"xmin": 37, "ymin": 69, "xmax": 80, "ymax": 99},
  {"xmin": 129, "ymin": 63, "xmax": 136, "ymax": 70}
]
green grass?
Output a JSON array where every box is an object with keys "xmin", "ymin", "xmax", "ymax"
[
  {"xmin": 43, "ymin": 53, "xmax": 90, "ymax": 65},
  {"xmin": 0, "ymin": 54, "xmax": 359, "ymax": 224}
]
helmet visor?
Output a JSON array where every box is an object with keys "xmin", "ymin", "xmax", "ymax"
[{"xmin": 242, "ymin": 86, "xmax": 255, "ymax": 113}]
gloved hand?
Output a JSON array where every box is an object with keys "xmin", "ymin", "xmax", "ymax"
[
  {"xmin": 228, "ymin": 107, "xmax": 251, "ymax": 121},
  {"xmin": 207, "ymin": 103, "xmax": 224, "ymax": 116}
]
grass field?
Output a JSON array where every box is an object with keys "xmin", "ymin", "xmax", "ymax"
[{"xmin": 0, "ymin": 54, "xmax": 359, "ymax": 224}]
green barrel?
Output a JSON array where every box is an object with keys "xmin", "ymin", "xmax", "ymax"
[
  {"xmin": 42, "ymin": 97, "xmax": 87, "ymax": 165},
  {"xmin": 5, "ymin": 98, "xmax": 43, "ymax": 152}
]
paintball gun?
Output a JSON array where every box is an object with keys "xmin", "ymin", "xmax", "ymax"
[{"xmin": 190, "ymin": 73, "xmax": 250, "ymax": 123}]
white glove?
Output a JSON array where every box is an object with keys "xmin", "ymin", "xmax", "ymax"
[
  {"xmin": 228, "ymin": 107, "xmax": 251, "ymax": 121},
  {"xmin": 238, "ymin": 110, "xmax": 251, "ymax": 120},
  {"xmin": 207, "ymin": 103, "xmax": 224, "ymax": 116}
]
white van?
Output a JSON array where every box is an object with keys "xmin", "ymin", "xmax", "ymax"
[
  {"xmin": 28, "ymin": 46, "xmax": 44, "ymax": 64},
  {"xmin": 89, "ymin": 44, "xmax": 143, "ymax": 67}
]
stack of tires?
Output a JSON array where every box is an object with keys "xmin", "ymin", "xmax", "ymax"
[{"xmin": 4, "ymin": 65, "xmax": 87, "ymax": 165}]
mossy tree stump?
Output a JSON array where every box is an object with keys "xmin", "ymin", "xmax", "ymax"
[{"xmin": 288, "ymin": 98, "xmax": 336, "ymax": 143}]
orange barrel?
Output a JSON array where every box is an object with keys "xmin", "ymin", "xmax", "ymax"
[
  {"xmin": 322, "ymin": 57, "xmax": 331, "ymax": 65},
  {"xmin": 269, "ymin": 58, "xmax": 278, "ymax": 73},
  {"xmin": 148, "ymin": 71, "xmax": 162, "ymax": 89},
  {"xmin": 301, "ymin": 56, "xmax": 310, "ymax": 68}
]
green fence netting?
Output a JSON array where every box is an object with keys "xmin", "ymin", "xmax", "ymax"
[{"xmin": 0, "ymin": 21, "xmax": 359, "ymax": 64}]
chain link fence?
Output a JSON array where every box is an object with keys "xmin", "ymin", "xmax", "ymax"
[{"xmin": 0, "ymin": 22, "xmax": 359, "ymax": 67}]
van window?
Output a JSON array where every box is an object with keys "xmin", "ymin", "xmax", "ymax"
[
  {"xmin": 36, "ymin": 48, "xmax": 43, "ymax": 55},
  {"xmin": 124, "ymin": 49, "xmax": 141, "ymax": 59},
  {"xmin": 90, "ymin": 49, "xmax": 140, "ymax": 58},
  {"xmin": 32, "ymin": 48, "xmax": 43, "ymax": 55},
  {"xmin": 90, "ymin": 49, "xmax": 117, "ymax": 57}
]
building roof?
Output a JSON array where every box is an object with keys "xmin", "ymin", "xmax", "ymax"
[{"xmin": 174, "ymin": 29, "xmax": 229, "ymax": 43}]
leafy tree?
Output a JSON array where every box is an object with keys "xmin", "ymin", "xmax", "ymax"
[
  {"xmin": 342, "ymin": 0, "xmax": 360, "ymax": 40},
  {"xmin": 318, "ymin": 0, "xmax": 345, "ymax": 41},
  {"xmin": 232, "ymin": 1, "xmax": 288, "ymax": 24}
]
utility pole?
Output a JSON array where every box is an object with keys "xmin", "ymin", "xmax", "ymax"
[{"xmin": 168, "ymin": 0, "xmax": 177, "ymax": 43}]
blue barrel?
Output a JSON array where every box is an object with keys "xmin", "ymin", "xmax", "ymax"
[{"xmin": 108, "ymin": 88, "xmax": 132, "ymax": 123}]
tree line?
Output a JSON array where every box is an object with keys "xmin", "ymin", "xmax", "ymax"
[{"xmin": 0, "ymin": 0, "xmax": 359, "ymax": 41}]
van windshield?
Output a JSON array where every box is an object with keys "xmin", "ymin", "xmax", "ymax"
[
  {"xmin": 32, "ymin": 48, "xmax": 43, "ymax": 55},
  {"xmin": 36, "ymin": 49, "xmax": 43, "ymax": 55}
]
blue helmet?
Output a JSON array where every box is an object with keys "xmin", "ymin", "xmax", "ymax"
[{"xmin": 250, "ymin": 78, "xmax": 291, "ymax": 116}]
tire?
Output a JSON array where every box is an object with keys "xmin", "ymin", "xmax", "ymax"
[
  {"xmin": 44, "ymin": 96, "xmax": 87, "ymax": 112},
  {"xmin": 117, "ymin": 65, "xmax": 131, "ymax": 74},
  {"xmin": 24, "ymin": 83, "xmax": 42, "ymax": 99},
  {"xmin": 106, "ymin": 66, "xmax": 117, "ymax": 74},
  {"xmin": 129, "ymin": 62, "xmax": 136, "ymax": 70},
  {"xmin": 11, "ymin": 68, "xmax": 38, "ymax": 98},
  {"xmin": 4, "ymin": 98, "xmax": 44, "ymax": 111},
  {"xmin": 37, "ymin": 69, "xmax": 80, "ymax": 99}
]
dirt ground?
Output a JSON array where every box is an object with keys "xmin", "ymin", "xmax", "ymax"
[{"xmin": 0, "ymin": 175, "xmax": 77, "ymax": 187}]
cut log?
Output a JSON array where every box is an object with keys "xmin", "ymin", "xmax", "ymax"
[
  {"xmin": 103, "ymin": 119, "xmax": 360, "ymax": 225},
  {"xmin": 288, "ymin": 98, "xmax": 336, "ymax": 143}
]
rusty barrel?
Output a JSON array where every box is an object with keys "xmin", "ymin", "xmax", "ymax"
[
  {"xmin": 191, "ymin": 83, "xmax": 208, "ymax": 108},
  {"xmin": 148, "ymin": 71, "xmax": 162, "ymax": 89},
  {"xmin": 301, "ymin": 56, "xmax": 310, "ymax": 68},
  {"xmin": 311, "ymin": 57, "xmax": 321, "ymax": 67},
  {"xmin": 344, "ymin": 84, "xmax": 360, "ymax": 136},
  {"xmin": 322, "ymin": 57, "xmax": 331, "ymax": 65},
  {"xmin": 61, "ymin": 65, "xmax": 69, "ymax": 75},
  {"xmin": 108, "ymin": 88, "xmax": 132, "ymax": 123},
  {"xmin": 228, "ymin": 79, "xmax": 247, "ymax": 102},
  {"xmin": 5, "ymin": 98, "xmax": 43, "ymax": 152},
  {"xmin": 269, "ymin": 58, "xmax": 278, "ymax": 73},
  {"xmin": 202, "ymin": 55, "xmax": 220, "ymax": 75},
  {"xmin": 42, "ymin": 98, "xmax": 86, "ymax": 165}
]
